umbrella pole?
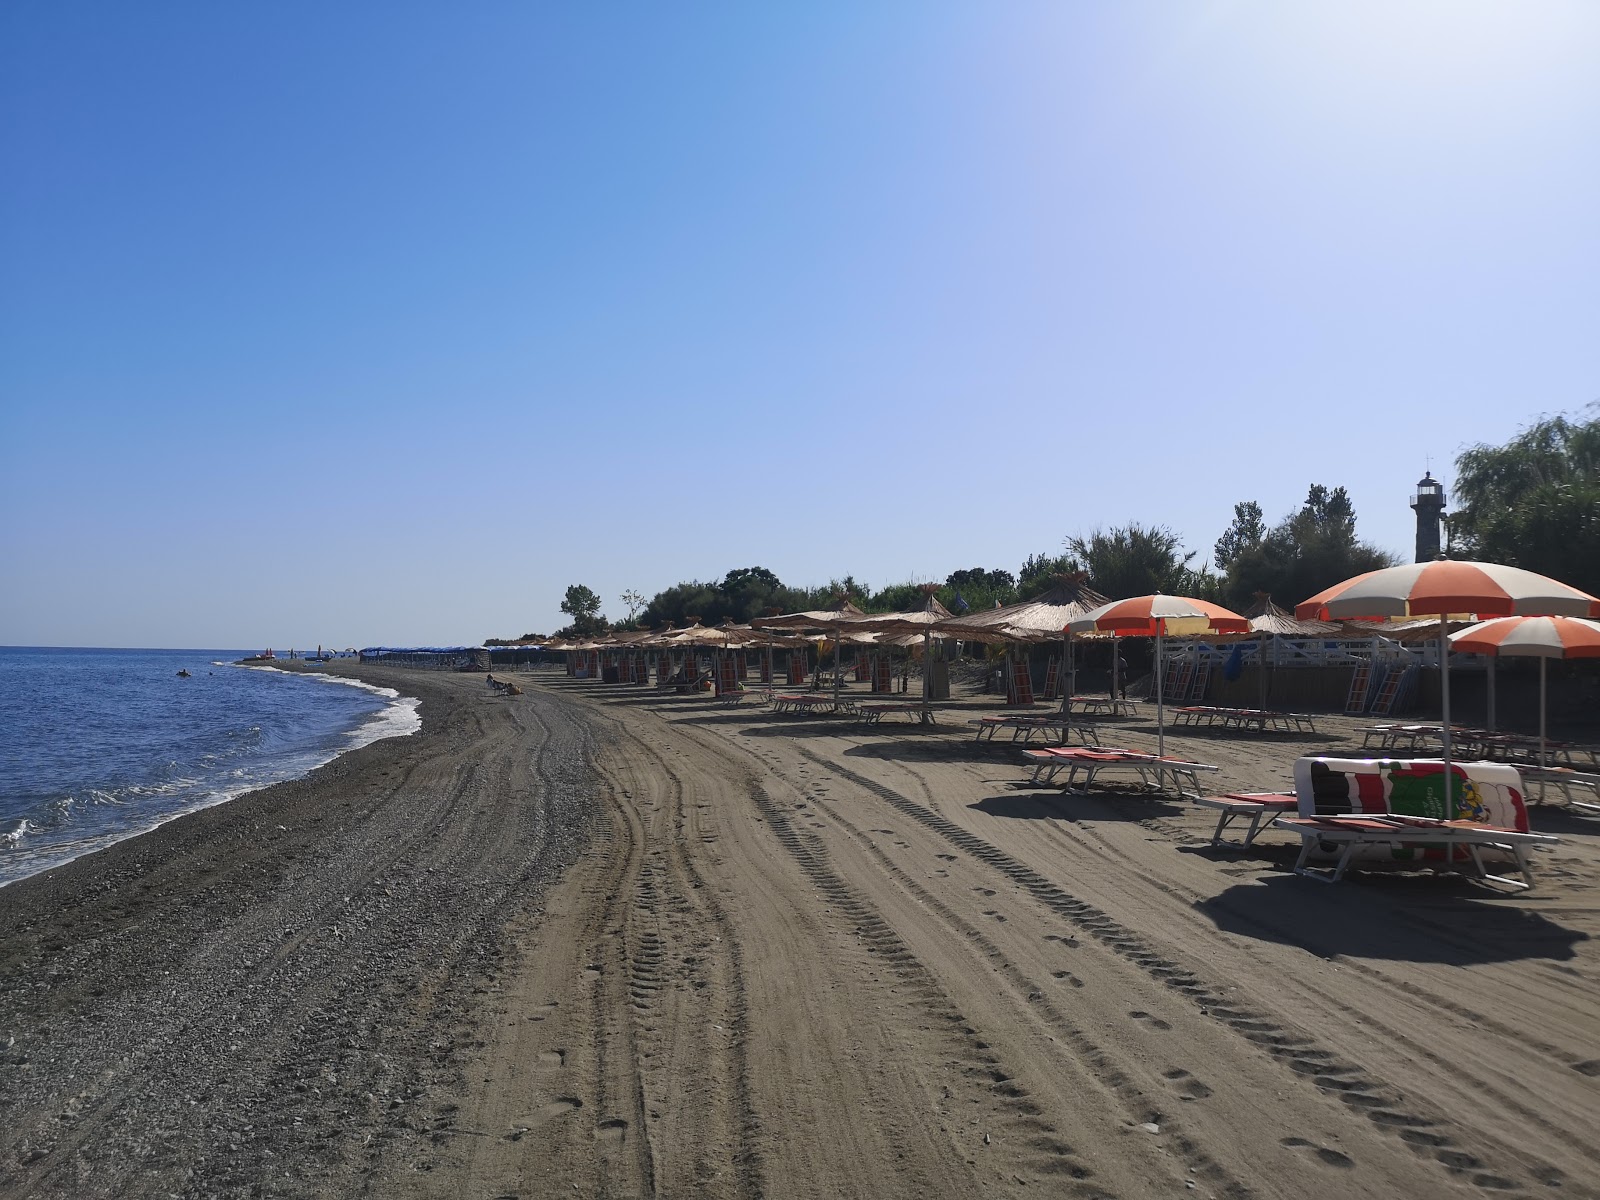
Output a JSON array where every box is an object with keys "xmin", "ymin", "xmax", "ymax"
[
  {"xmin": 921, "ymin": 628, "xmax": 932, "ymax": 724},
  {"xmin": 1112, "ymin": 645, "xmax": 1120, "ymax": 703},
  {"xmin": 1156, "ymin": 631, "xmax": 1165, "ymax": 759},
  {"xmin": 1539, "ymin": 656, "xmax": 1548, "ymax": 802},
  {"xmin": 1060, "ymin": 631, "xmax": 1073, "ymax": 746},
  {"xmin": 834, "ymin": 626, "xmax": 842, "ymax": 707},
  {"xmin": 1487, "ymin": 658, "xmax": 1497, "ymax": 732},
  {"xmin": 1258, "ymin": 632, "xmax": 1267, "ymax": 711},
  {"xmin": 1439, "ymin": 615, "xmax": 1453, "ymax": 812}
]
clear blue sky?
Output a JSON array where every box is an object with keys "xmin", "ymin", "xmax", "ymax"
[{"xmin": 4, "ymin": 3, "xmax": 1597, "ymax": 647}]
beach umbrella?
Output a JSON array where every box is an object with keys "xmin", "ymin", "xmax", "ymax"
[
  {"xmin": 1069, "ymin": 596, "xmax": 1250, "ymax": 756},
  {"xmin": 1297, "ymin": 560, "xmax": 1600, "ymax": 806},
  {"xmin": 935, "ymin": 574, "xmax": 1113, "ymax": 737},
  {"xmin": 1238, "ymin": 594, "xmax": 1338, "ymax": 710},
  {"xmin": 753, "ymin": 597, "xmax": 872, "ymax": 705},
  {"xmin": 849, "ymin": 589, "xmax": 955, "ymax": 723},
  {"xmin": 1450, "ymin": 616, "xmax": 1600, "ymax": 783}
]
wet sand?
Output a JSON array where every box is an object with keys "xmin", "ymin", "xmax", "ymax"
[{"xmin": 3, "ymin": 665, "xmax": 1597, "ymax": 1198}]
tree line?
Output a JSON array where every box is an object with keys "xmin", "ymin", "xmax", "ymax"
[{"xmin": 533, "ymin": 409, "xmax": 1598, "ymax": 639}]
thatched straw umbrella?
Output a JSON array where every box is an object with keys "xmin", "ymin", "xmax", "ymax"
[
  {"xmin": 846, "ymin": 588, "xmax": 953, "ymax": 724},
  {"xmin": 935, "ymin": 575, "xmax": 1111, "ymax": 739},
  {"xmin": 753, "ymin": 597, "xmax": 872, "ymax": 705},
  {"xmin": 1241, "ymin": 593, "xmax": 1338, "ymax": 710}
]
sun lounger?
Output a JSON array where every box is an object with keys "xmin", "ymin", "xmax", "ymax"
[
  {"xmin": 1274, "ymin": 814, "xmax": 1557, "ymax": 890},
  {"xmin": 856, "ymin": 703, "xmax": 924, "ymax": 725},
  {"xmin": 1193, "ymin": 793, "xmax": 1299, "ymax": 846},
  {"xmin": 1022, "ymin": 747, "xmax": 1219, "ymax": 800},
  {"xmin": 1173, "ymin": 706, "xmax": 1318, "ymax": 734},
  {"xmin": 1520, "ymin": 765, "xmax": 1600, "ymax": 813},
  {"xmin": 1067, "ymin": 695, "xmax": 1138, "ymax": 717},
  {"xmin": 769, "ymin": 693, "xmax": 850, "ymax": 716},
  {"xmin": 971, "ymin": 715, "xmax": 1100, "ymax": 745}
]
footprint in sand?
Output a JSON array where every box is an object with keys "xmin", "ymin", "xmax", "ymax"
[
  {"xmin": 1129, "ymin": 1011, "xmax": 1172, "ymax": 1031},
  {"xmin": 536, "ymin": 1049, "xmax": 566, "ymax": 1068},
  {"xmin": 973, "ymin": 887, "xmax": 996, "ymax": 897},
  {"xmin": 1161, "ymin": 1068, "xmax": 1213, "ymax": 1100},
  {"xmin": 1281, "ymin": 1136, "xmax": 1354, "ymax": 1169},
  {"xmin": 936, "ymin": 854, "xmax": 957, "ymax": 861}
]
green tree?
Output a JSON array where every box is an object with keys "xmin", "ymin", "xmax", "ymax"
[
  {"xmin": 558, "ymin": 584, "xmax": 609, "ymax": 638},
  {"xmin": 1017, "ymin": 552, "xmax": 1080, "ymax": 600},
  {"xmin": 1449, "ymin": 409, "xmax": 1600, "ymax": 597},
  {"xmin": 1213, "ymin": 501, "xmax": 1265, "ymax": 571},
  {"xmin": 1218, "ymin": 484, "xmax": 1396, "ymax": 610},
  {"xmin": 1068, "ymin": 525, "xmax": 1198, "ymax": 599}
]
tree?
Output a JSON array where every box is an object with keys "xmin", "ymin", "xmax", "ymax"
[
  {"xmin": 1017, "ymin": 552, "xmax": 1080, "ymax": 600},
  {"xmin": 1217, "ymin": 484, "xmax": 1397, "ymax": 610},
  {"xmin": 1068, "ymin": 525, "xmax": 1198, "ymax": 599},
  {"xmin": 1213, "ymin": 501, "xmax": 1265, "ymax": 571},
  {"xmin": 620, "ymin": 589, "xmax": 646, "ymax": 625},
  {"xmin": 558, "ymin": 584, "xmax": 608, "ymax": 638},
  {"xmin": 943, "ymin": 568, "xmax": 1017, "ymax": 613},
  {"xmin": 635, "ymin": 566, "xmax": 798, "ymax": 628},
  {"xmin": 1449, "ymin": 409, "xmax": 1600, "ymax": 598}
]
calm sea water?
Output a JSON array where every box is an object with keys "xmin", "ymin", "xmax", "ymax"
[{"xmin": 0, "ymin": 647, "xmax": 420, "ymax": 887}]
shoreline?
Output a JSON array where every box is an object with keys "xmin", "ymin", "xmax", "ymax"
[
  {"xmin": 0, "ymin": 658, "xmax": 422, "ymax": 890},
  {"xmin": 3, "ymin": 665, "xmax": 1597, "ymax": 1197}
]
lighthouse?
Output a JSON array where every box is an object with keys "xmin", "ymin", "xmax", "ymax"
[{"xmin": 1410, "ymin": 471, "xmax": 1446, "ymax": 562}]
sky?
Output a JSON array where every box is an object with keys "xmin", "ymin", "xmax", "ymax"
[{"xmin": 3, "ymin": 2, "xmax": 1597, "ymax": 648}]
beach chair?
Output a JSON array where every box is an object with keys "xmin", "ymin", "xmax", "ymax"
[
  {"xmin": 1193, "ymin": 793, "xmax": 1299, "ymax": 847},
  {"xmin": 1042, "ymin": 657, "xmax": 1060, "ymax": 701},
  {"xmin": 1520, "ymin": 765, "xmax": 1600, "ymax": 813},
  {"xmin": 1022, "ymin": 747, "xmax": 1219, "ymax": 799},
  {"xmin": 1284, "ymin": 755, "xmax": 1551, "ymax": 888},
  {"xmin": 857, "ymin": 703, "xmax": 921, "ymax": 726},
  {"xmin": 1274, "ymin": 815, "xmax": 1557, "ymax": 890},
  {"xmin": 788, "ymin": 649, "xmax": 807, "ymax": 687},
  {"xmin": 872, "ymin": 655, "xmax": 892, "ymax": 694}
]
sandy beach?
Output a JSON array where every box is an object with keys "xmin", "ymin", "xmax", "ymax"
[{"xmin": 3, "ymin": 664, "xmax": 1598, "ymax": 1198}]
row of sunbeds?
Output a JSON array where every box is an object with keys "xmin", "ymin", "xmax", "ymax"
[
  {"xmin": 1360, "ymin": 722, "xmax": 1600, "ymax": 767},
  {"xmin": 1172, "ymin": 706, "xmax": 1319, "ymax": 733}
]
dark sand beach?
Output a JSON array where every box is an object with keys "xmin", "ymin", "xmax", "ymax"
[{"xmin": 3, "ymin": 663, "xmax": 1598, "ymax": 1198}]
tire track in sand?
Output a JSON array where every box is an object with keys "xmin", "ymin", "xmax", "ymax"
[{"xmin": 792, "ymin": 744, "xmax": 1552, "ymax": 1196}]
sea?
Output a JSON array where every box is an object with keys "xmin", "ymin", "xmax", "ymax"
[{"xmin": 0, "ymin": 647, "xmax": 421, "ymax": 888}]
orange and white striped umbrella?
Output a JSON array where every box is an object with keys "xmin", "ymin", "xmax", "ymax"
[
  {"xmin": 1450, "ymin": 615, "xmax": 1600, "ymax": 659},
  {"xmin": 1449, "ymin": 615, "xmax": 1600, "ymax": 780},
  {"xmin": 1296, "ymin": 560, "xmax": 1600, "ymax": 621},
  {"xmin": 1068, "ymin": 596, "xmax": 1249, "ymax": 758},
  {"xmin": 1068, "ymin": 594, "xmax": 1250, "ymax": 637}
]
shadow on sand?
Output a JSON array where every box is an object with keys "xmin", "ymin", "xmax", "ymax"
[
  {"xmin": 967, "ymin": 790, "xmax": 1190, "ymax": 821},
  {"xmin": 1196, "ymin": 873, "xmax": 1588, "ymax": 965}
]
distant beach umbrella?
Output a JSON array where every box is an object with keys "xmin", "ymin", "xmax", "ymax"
[{"xmin": 1069, "ymin": 596, "xmax": 1249, "ymax": 756}]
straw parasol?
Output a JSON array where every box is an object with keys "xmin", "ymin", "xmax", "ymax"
[
  {"xmin": 848, "ymin": 588, "xmax": 956, "ymax": 723},
  {"xmin": 753, "ymin": 597, "xmax": 873, "ymax": 704},
  {"xmin": 1070, "ymin": 596, "xmax": 1251, "ymax": 756},
  {"xmin": 1229, "ymin": 594, "xmax": 1339, "ymax": 710},
  {"xmin": 1298, "ymin": 560, "xmax": 1600, "ymax": 809},
  {"xmin": 933, "ymin": 575, "xmax": 1113, "ymax": 738}
]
